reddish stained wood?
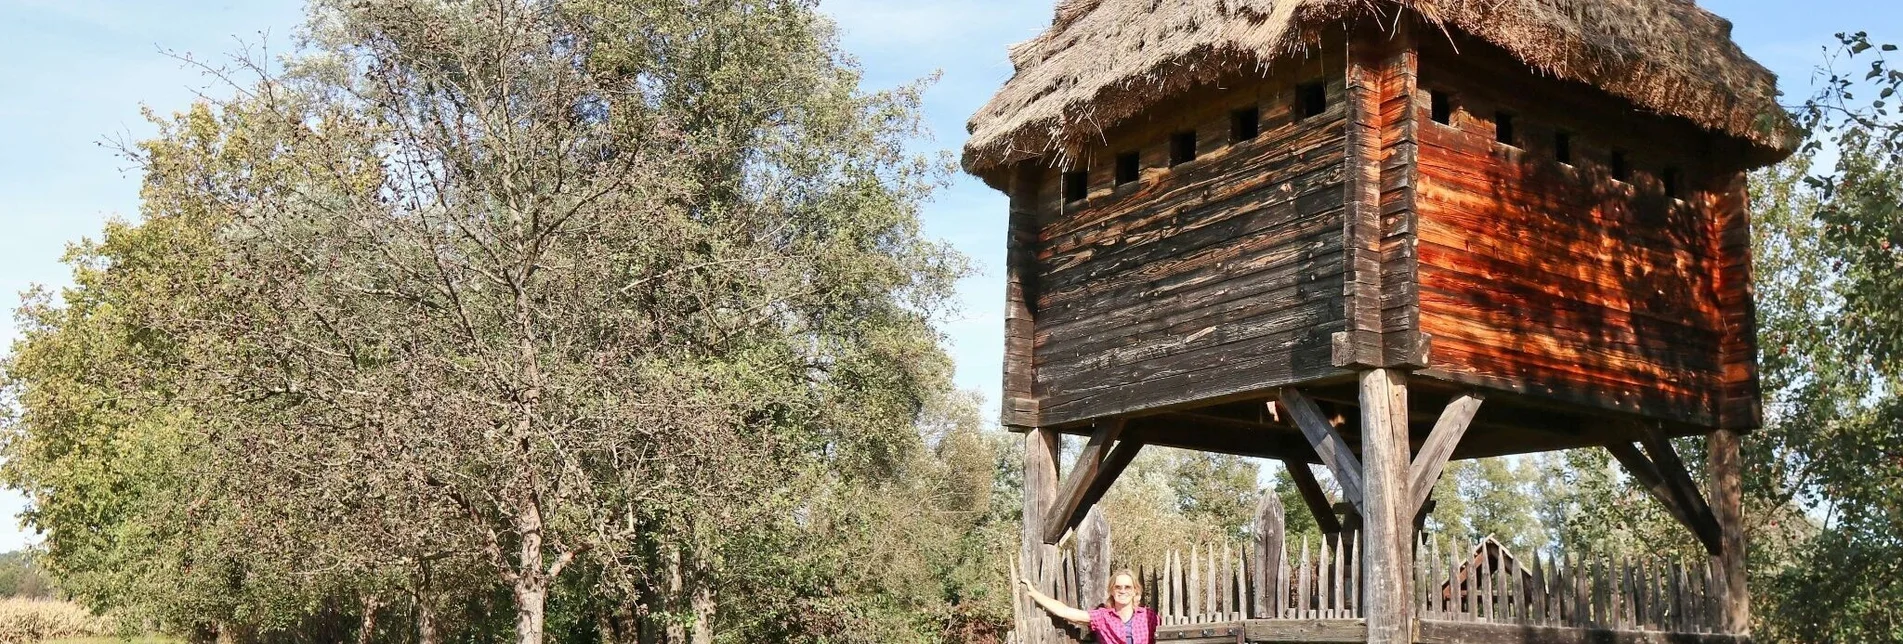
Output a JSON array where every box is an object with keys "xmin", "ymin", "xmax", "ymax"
[{"xmin": 1410, "ymin": 39, "xmax": 1750, "ymax": 428}]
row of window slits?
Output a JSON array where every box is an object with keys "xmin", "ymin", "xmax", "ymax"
[
  {"xmin": 1064, "ymin": 86, "xmax": 1685, "ymax": 204},
  {"xmin": 1062, "ymin": 82, "xmax": 1329, "ymax": 203},
  {"xmin": 1429, "ymin": 90, "xmax": 1683, "ymax": 198}
]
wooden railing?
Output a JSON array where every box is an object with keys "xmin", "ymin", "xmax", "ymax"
[{"xmin": 1015, "ymin": 540, "xmax": 1721, "ymax": 640}]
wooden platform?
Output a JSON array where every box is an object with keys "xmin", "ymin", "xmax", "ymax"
[{"xmin": 1150, "ymin": 620, "xmax": 1750, "ymax": 644}]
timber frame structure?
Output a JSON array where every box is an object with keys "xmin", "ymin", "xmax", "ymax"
[{"xmin": 971, "ymin": 2, "xmax": 1793, "ymax": 643}]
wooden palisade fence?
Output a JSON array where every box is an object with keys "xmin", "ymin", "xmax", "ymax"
[
  {"xmin": 1008, "ymin": 494, "xmax": 1723, "ymax": 642},
  {"xmin": 1414, "ymin": 536, "xmax": 1726, "ymax": 633}
]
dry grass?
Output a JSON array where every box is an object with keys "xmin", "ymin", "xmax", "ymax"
[
  {"xmin": 0, "ymin": 598, "xmax": 116, "ymax": 642},
  {"xmin": 962, "ymin": 0, "xmax": 1797, "ymax": 176}
]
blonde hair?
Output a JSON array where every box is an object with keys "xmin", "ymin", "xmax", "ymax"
[{"xmin": 1104, "ymin": 569, "xmax": 1143, "ymax": 608}]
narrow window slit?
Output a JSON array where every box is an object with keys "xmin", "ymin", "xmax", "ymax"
[
  {"xmin": 1610, "ymin": 150, "xmax": 1631, "ymax": 182},
  {"xmin": 1170, "ymin": 131, "xmax": 1198, "ymax": 167},
  {"xmin": 1430, "ymin": 91, "xmax": 1453, "ymax": 125},
  {"xmin": 1115, "ymin": 152, "xmax": 1141, "ymax": 186},
  {"xmin": 1298, "ymin": 82, "xmax": 1328, "ymax": 119},
  {"xmin": 1663, "ymin": 167, "xmax": 1683, "ymax": 198},
  {"xmin": 1554, "ymin": 131, "xmax": 1573, "ymax": 164},
  {"xmin": 1231, "ymin": 106, "xmax": 1261, "ymax": 142},
  {"xmin": 1063, "ymin": 170, "xmax": 1088, "ymax": 203},
  {"xmin": 1495, "ymin": 111, "xmax": 1517, "ymax": 146}
]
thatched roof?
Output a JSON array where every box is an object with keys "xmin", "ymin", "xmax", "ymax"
[{"xmin": 963, "ymin": 0, "xmax": 1798, "ymax": 176}]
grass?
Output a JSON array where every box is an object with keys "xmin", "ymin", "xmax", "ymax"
[{"xmin": 44, "ymin": 638, "xmax": 185, "ymax": 644}]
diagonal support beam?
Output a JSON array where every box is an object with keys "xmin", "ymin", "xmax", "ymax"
[
  {"xmin": 1607, "ymin": 441, "xmax": 1722, "ymax": 555},
  {"xmin": 1407, "ymin": 393, "xmax": 1485, "ymax": 519},
  {"xmin": 1280, "ymin": 388, "xmax": 1364, "ymax": 515},
  {"xmin": 1413, "ymin": 496, "xmax": 1437, "ymax": 533},
  {"xmin": 1281, "ymin": 459, "xmax": 1347, "ymax": 535},
  {"xmin": 1641, "ymin": 434, "xmax": 1724, "ymax": 556},
  {"xmin": 1062, "ymin": 439, "xmax": 1144, "ymax": 541},
  {"xmin": 1042, "ymin": 419, "xmax": 1129, "ymax": 544}
]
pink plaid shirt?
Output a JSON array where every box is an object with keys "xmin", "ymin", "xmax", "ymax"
[{"xmin": 1087, "ymin": 606, "xmax": 1158, "ymax": 644}]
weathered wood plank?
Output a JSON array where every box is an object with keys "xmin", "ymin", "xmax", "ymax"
[
  {"xmin": 1241, "ymin": 619, "xmax": 1367, "ymax": 642},
  {"xmin": 1255, "ymin": 493, "xmax": 1285, "ymax": 619},
  {"xmin": 1077, "ymin": 507, "xmax": 1111, "ymax": 613},
  {"xmin": 1040, "ymin": 333, "xmax": 1342, "ymax": 426},
  {"xmin": 1417, "ymin": 620, "xmax": 1751, "ymax": 644}
]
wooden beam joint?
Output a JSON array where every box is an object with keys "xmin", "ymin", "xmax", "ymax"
[
  {"xmin": 1280, "ymin": 388, "xmax": 1366, "ymax": 515},
  {"xmin": 1606, "ymin": 436, "xmax": 1723, "ymax": 556},
  {"xmin": 1042, "ymin": 419, "xmax": 1138, "ymax": 544}
]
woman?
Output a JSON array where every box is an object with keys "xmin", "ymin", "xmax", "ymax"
[{"xmin": 1020, "ymin": 570, "xmax": 1158, "ymax": 644}]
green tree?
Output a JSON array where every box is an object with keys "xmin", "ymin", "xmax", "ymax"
[
  {"xmin": 1170, "ymin": 453, "xmax": 1262, "ymax": 543},
  {"xmin": 1747, "ymin": 33, "xmax": 1903, "ymax": 639},
  {"xmin": 0, "ymin": 552, "xmax": 56, "ymax": 599},
  {"xmin": 1269, "ymin": 466, "xmax": 1328, "ymax": 546},
  {"xmin": 3, "ymin": 0, "xmax": 970, "ymax": 642},
  {"xmin": 1428, "ymin": 458, "xmax": 1545, "ymax": 555}
]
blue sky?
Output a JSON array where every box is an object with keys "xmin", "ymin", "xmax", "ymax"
[{"xmin": 0, "ymin": 0, "xmax": 1894, "ymax": 552}]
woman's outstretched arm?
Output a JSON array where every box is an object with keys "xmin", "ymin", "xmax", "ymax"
[{"xmin": 1019, "ymin": 578, "xmax": 1091, "ymax": 625}]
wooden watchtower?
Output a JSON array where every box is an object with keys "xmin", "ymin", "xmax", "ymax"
[{"xmin": 964, "ymin": 1, "xmax": 1795, "ymax": 642}]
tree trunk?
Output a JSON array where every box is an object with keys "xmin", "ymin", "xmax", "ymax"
[
  {"xmin": 691, "ymin": 581, "xmax": 715, "ymax": 644},
  {"xmin": 416, "ymin": 594, "xmax": 441, "ymax": 644},
  {"xmin": 665, "ymin": 548, "xmax": 687, "ymax": 644},
  {"xmin": 515, "ymin": 580, "xmax": 548, "ymax": 644},
  {"xmin": 359, "ymin": 594, "xmax": 381, "ymax": 644},
  {"xmin": 515, "ymin": 496, "xmax": 550, "ymax": 644}
]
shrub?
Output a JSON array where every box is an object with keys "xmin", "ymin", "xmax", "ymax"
[{"xmin": 0, "ymin": 598, "xmax": 114, "ymax": 641}]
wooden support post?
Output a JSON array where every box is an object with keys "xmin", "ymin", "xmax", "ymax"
[
  {"xmin": 1360, "ymin": 369, "xmax": 1412, "ymax": 644},
  {"xmin": 1044, "ymin": 419, "xmax": 1130, "ymax": 544},
  {"xmin": 1281, "ymin": 388, "xmax": 1366, "ymax": 514},
  {"xmin": 1408, "ymin": 394, "xmax": 1484, "ymax": 519},
  {"xmin": 1709, "ymin": 429, "xmax": 1748, "ymax": 634},
  {"xmin": 1021, "ymin": 428, "xmax": 1061, "ymax": 644},
  {"xmin": 1282, "ymin": 459, "xmax": 1348, "ymax": 535}
]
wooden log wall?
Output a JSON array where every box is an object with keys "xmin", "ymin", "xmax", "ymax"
[
  {"xmin": 1026, "ymin": 53, "xmax": 1351, "ymax": 429},
  {"xmin": 1411, "ymin": 34, "xmax": 1756, "ymax": 428}
]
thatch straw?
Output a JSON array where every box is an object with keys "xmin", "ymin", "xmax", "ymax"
[{"xmin": 963, "ymin": 0, "xmax": 1797, "ymax": 176}]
